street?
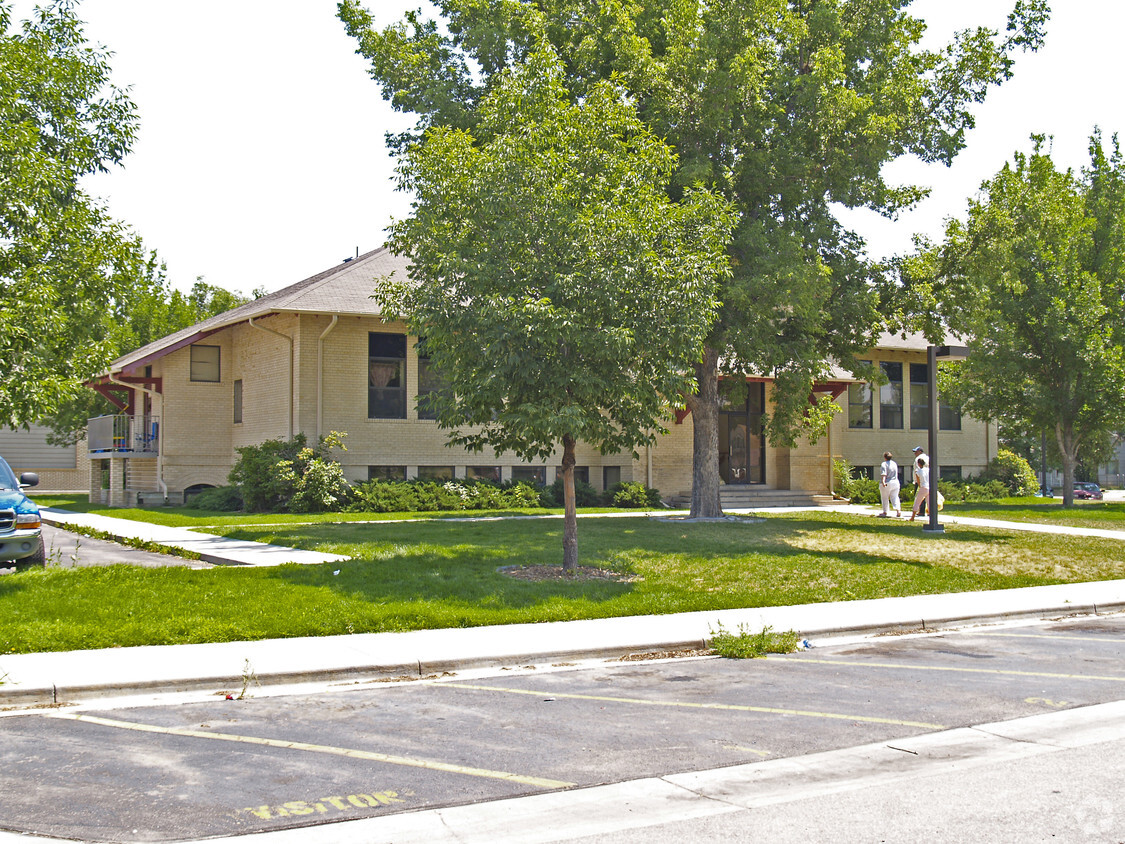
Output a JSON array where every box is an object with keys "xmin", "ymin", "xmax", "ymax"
[{"xmin": 0, "ymin": 614, "xmax": 1123, "ymax": 842}]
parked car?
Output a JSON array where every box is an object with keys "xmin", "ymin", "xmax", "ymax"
[
  {"xmin": 0, "ymin": 455, "xmax": 43, "ymax": 567},
  {"xmin": 1073, "ymin": 482, "xmax": 1103, "ymax": 500}
]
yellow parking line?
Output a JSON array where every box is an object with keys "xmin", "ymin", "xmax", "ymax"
[
  {"xmin": 769, "ymin": 658, "xmax": 1125, "ymax": 682},
  {"xmin": 442, "ymin": 683, "xmax": 944, "ymax": 729},
  {"xmin": 50, "ymin": 713, "xmax": 573, "ymax": 790}
]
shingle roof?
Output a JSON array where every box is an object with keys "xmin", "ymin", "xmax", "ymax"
[{"xmin": 106, "ymin": 247, "xmax": 410, "ymax": 375}]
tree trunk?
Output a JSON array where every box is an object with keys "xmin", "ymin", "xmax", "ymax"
[
  {"xmin": 688, "ymin": 346, "xmax": 723, "ymax": 519},
  {"xmin": 561, "ymin": 434, "xmax": 578, "ymax": 571},
  {"xmin": 1056, "ymin": 423, "xmax": 1079, "ymax": 507}
]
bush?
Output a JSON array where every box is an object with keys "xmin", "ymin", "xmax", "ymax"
[
  {"xmin": 540, "ymin": 476, "xmax": 603, "ymax": 508},
  {"xmin": 344, "ymin": 479, "xmax": 544, "ymax": 514},
  {"xmin": 228, "ymin": 432, "xmax": 349, "ymax": 513},
  {"xmin": 186, "ymin": 485, "xmax": 243, "ymax": 511},
  {"xmin": 607, "ymin": 481, "xmax": 662, "ymax": 508},
  {"xmin": 832, "ymin": 458, "xmax": 880, "ymax": 504},
  {"xmin": 979, "ymin": 449, "xmax": 1039, "ymax": 496}
]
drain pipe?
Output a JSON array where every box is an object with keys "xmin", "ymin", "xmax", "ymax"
[
  {"xmin": 316, "ymin": 315, "xmax": 339, "ymax": 440},
  {"xmin": 107, "ymin": 373, "xmax": 168, "ymax": 503},
  {"xmin": 249, "ymin": 317, "xmax": 294, "ymax": 439}
]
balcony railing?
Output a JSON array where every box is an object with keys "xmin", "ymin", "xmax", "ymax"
[{"xmin": 88, "ymin": 414, "xmax": 160, "ymax": 455}]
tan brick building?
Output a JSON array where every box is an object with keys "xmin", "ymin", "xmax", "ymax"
[{"xmin": 86, "ymin": 248, "xmax": 995, "ymax": 506}]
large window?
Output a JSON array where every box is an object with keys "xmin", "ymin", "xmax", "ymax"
[
  {"xmin": 415, "ymin": 339, "xmax": 450, "ymax": 421},
  {"xmin": 368, "ymin": 333, "xmax": 406, "ymax": 419},
  {"xmin": 190, "ymin": 344, "xmax": 220, "ymax": 382},
  {"xmin": 466, "ymin": 466, "xmax": 501, "ymax": 482},
  {"xmin": 910, "ymin": 362, "xmax": 962, "ymax": 430},
  {"xmin": 880, "ymin": 361, "xmax": 903, "ymax": 429},
  {"xmin": 909, "ymin": 363, "xmax": 929, "ymax": 429},
  {"xmin": 848, "ymin": 381, "xmax": 872, "ymax": 428},
  {"xmin": 512, "ymin": 466, "xmax": 546, "ymax": 486},
  {"xmin": 417, "ymin": 465, "xmax": 454, "ymax": 481}
]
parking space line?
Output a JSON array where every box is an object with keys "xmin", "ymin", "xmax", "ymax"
[
  {"xmin": 769, "ymin": 658, "xmax": 1125, "ymax": 682},
  {"xmin": 978, "ymin": 632, "xmax": 1125, "ymax": 643},
  {"xmin": 50, "ymin": 713, "xmax": 574, "ymax": 790},
  {"xmin": 442, "ymin": 683, "xmax": 944, "ymax": 729}
]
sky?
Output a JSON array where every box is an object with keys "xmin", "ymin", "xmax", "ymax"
[{"xmin": 10, "ymin": 0, "xmax": 1125, "ymax": 295}]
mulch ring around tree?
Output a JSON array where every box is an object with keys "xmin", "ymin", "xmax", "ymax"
[{"xmin": 499, "ymin": 565, "xmax": 643, "ymax": 583}]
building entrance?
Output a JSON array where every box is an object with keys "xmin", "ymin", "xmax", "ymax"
[{"xmin": 719, "ymin": 382, "xmax": 765, "ymax": 485}]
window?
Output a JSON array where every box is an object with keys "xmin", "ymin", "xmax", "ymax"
[
  {"xmin": 848, "ymin": 381, "xmax": 872, "ymax": 429},
  {"xmin": 880, "ymin": 361, "xmax": 903, "ymax": 429},
  {"xmin": 417, "ymin": 465, "xmax": 454, "ymax": 481},
  {"xmin": 368, "ymin": 333, "xmax": 406, "ymax": 419},
  {"xmin": 415, "ymin": 340, "xmax": 450, "ymax": 421},
  {"xmin": 909, "ymin": 363, "xmax": 929, "ymax": 429},
  {"xmin": 368, "ymin": 466, "xmax": 406, "ymax": 481},
  {"xmin": 512, "ymin": 466, "xmax": 546, "ymax": 486},
  {"xmin": 940, "ymin": 465, "xmax": 962, "ymax": 481},
  {"xmin": 233, "ymin": 379, "xmax": 243, "ymax": 424},
  {"xmin": 190, "ymin": 344, "xmax": 220, "ymax": 382},
  {"xmin": 853, "ymin": 466, "xmax": 875, "ymax": 481},
  {"xmin": 466, "ymin": 466, "xmax": 501, "ymax": 482},
  {"xmin": 603, "ymin": 465, "xmax": 622, "ymax": 490},
  {"xmin": 939, "ymin": 401, "xmax": 962, "ymax": 431},
  {"xmin": 556, "ymin": 465, "xmax": 590, "ymax": 485}
]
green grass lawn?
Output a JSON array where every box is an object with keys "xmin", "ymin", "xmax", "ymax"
[
  {"xmin": 4, "ymin": 509, "xmax": 1124, "ymax": 655},
  {"xmin": 944, "ymin": 498, "xmax": 1125, "ymax": 529}
]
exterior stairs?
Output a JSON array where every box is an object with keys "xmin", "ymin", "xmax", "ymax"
[{"xmin": 668, "ymin": 487, "xmax": 844, "ymax": 509}]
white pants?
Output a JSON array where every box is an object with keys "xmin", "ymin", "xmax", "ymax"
[{"xmin": 880, "ymin": 480, "xmax": 901, "ymax": 514}]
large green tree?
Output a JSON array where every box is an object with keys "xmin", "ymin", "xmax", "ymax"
[
  {"xmin": 376, "ymin": 40, "xmax": 732, "ymax": 569},
  {"xmin": 341, "ymin": 0, "xmax": 1048, "ymax": 517},
  {"xmin": 0, "ymin": 1, "xmax": 141, "ymax": 426},
  {"xmin": 918, "ymin": 133, "xmax": 1125, "ymax": 506}
]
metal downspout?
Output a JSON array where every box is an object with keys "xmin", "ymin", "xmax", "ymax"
[
  {"xmin": 107, "ymin": 373, "xmax": 167, "ymax": 503},
  {"xmin": 317, "ymin": 315, "xmax": 339, "ymax": 440},
  {"xmin": 249, "ymin": 316, "xmax": 294, "ymax": 439}
]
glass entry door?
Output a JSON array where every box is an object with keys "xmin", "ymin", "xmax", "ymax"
[{"xmin": 719, "ymin": 382, "xmax": 765, "ymax": 485}]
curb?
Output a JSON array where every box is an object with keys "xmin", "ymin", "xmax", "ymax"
[{"xmin": 3, "ymin": 596, "xmax": 1121, "ymax": 708}]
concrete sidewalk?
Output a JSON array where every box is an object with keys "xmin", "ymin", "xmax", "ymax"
[
  {"xmin": 5, "ymin": 504, "xmax": 1122, "ymax": 709},
  {"xmin": 40, "ymin": 508, "xmax": 349, "ymax": 567},
  {"xmin": 2, "ymin": 578, "xmax": 1123, "ymax": 708}
]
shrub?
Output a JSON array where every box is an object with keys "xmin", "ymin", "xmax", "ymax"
[
  {"xmin": 344, "ymin": 479, "xmax": 544, "ymax": 514},
  {"xmin": 186, "ymin": 485, "xmax": 243, "ymax": 511},
  {"xmin": 979, "ymin": 449, "xmax": 1039, "ymax": 496},
  {"xmin": 832, "ymin": 458, "xmax": 880, "ymax": 504},
  {"xmin": 229, "ymin": 432, "xmax": 349, "ymax": 513},
  {"xmin": 708, "ymin": 623, "xmax": 800, "ymax": 659},
  {"xmin": 606, "ymin": 481, "xmax": 662, "ymax": 508},
  {"xmin": 540, "ymin": 476, "xmax": 602, "ymax": 508}
]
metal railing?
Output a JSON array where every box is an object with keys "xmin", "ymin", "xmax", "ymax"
[{"xmin": 88, "ymin": 415, "xmax": 160, "ymax": 455}]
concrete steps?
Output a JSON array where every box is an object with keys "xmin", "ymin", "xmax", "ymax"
[{"xmin": 668, "ymin": 488, "xmax": 845, "ymax": 509}]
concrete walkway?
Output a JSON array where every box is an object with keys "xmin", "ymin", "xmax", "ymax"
[
  {"xmin": 40, "ymin": 508, "xmax": 349, "ymax": 567},
  {"xmin": 4, "ymin": 503, "xmax": 1122, "ymax": 708}
]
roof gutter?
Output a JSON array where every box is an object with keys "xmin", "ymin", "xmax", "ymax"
[{"xmin": 249, "ymin": 316, "xmax": 294, "ymax": 440}]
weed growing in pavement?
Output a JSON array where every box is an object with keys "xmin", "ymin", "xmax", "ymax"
[
  {"xmin": 708, "ymin": 623, "xmax": 799, "ymax": 659},
  {"xmin": 238, "ymin": 659, "xmax": 260, "ymax": 700}
]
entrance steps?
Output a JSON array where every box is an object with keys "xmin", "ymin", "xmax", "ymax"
[{"xmin": 668, "ymin": 488, "xmax": 844, "ymax": 509}]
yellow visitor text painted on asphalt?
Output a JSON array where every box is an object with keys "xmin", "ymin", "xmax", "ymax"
[{"xmin": 243, "ymin": 790, "xmax": 406, "ymax": 821}]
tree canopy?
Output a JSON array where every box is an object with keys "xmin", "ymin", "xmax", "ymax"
[
  {"xmin": 341, "ymin": 0, "xmax": 1049, "ymax": 516},
  {"xmin": 376, "ymin": 40, "xmax": 733, "ymax": 568},
  {"xmin": 0, "ymin": 1, "xmax": 142, "ymax": 427},
  {"xmin": 916, "ymin": 132, "xmax": 1125, "ymax": 505}
]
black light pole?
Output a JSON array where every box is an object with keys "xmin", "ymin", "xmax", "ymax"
[{"xmin": 924, "ymin": 344, "xmax": 970, "ymax": 534}]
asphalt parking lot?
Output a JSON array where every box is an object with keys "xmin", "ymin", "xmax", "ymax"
[{"xmin": 0, "ymin": 614, "xmax": 1121, "ymax": 842}]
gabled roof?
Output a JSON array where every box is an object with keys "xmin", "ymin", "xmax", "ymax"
[{"xmin": 105, "ymin": 247, "xmax": 410, "ymax": 376}]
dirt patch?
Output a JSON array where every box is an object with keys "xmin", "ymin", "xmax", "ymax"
[
  {"xmin": 499, "ymin": 565, "xmax": 643, "ymax": 583},
  {"xmin": 617, "ymin": 648, "xmax": 714, "ymax": 661}
]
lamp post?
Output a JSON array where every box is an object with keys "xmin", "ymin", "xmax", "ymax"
[{"xmin": 924, "ymin": 344, "xmax": 970, "ymax": 534}]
